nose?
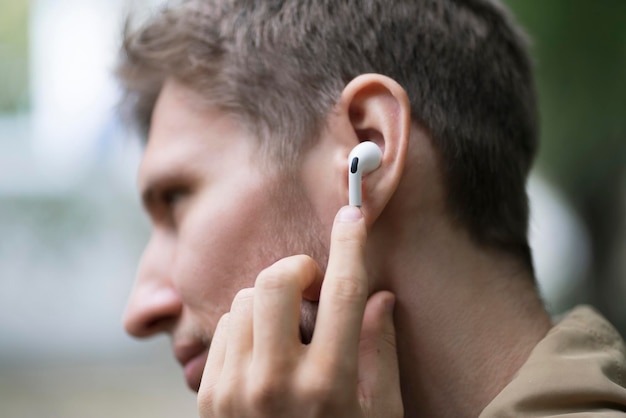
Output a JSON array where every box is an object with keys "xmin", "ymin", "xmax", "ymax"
[{"xmin": 123, "ymin": 236, "xmax": 182, "ymax": 338}]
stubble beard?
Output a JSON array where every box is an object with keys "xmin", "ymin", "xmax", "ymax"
[{"xmin": 263, "ymin": 171, "xmax": 328, "ymax": 345}]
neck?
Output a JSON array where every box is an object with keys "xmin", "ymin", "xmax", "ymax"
[{"xmin": 370, "ymin": 218, "xmax": 552, "ymax": 417}]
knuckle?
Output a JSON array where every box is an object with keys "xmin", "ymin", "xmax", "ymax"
[
  {"xmin": 230, "ymin": 287, "xmax": 254, "ymax": 311},
  {"xmin": 255, "ymin": 268, "xmax": 290, "ymax": 292},
  {"xmin": 246, "ymin": 377, "xmax": 287, "ymax": 412},
  {"xmin": 328, "ymin": 273, "xmax": 367, "ymax": 302},
  {"xmin": 299, "ymin": 372, "xmax": 340, "ymax": 405},
  {"xmin": 378, "ymin": 326, "xmax": 398, "ymax": 351},
  {"xmin": 255, "ymin": 255, "xmax": 312, "ymax": 291},
  {"xmin": 291, "ymin": 254, "xmax": 319, "ymax": 275},
  {"xmin": 233, "ymin": 287, "xmax": 255, "ymax": 302},
  {"xmin": 334, "ymin": 226, "xmax": 366, "ymax": 248}
]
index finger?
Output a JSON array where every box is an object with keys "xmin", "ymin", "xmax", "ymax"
[{"xmin": 310, "ymin": 205, "xmax": 368, "ymax": 373}]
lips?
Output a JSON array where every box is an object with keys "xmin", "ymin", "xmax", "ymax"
[
  {"xmin": 175, "ymin": 341, "xmax": 209, "ymax": 392},
  {"xmin": 184, "ymin": 350, "xmax": 208, "ymax": 391}
]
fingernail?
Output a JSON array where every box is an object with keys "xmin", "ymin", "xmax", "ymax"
[{"xmin": 337, "ymin": 206, "xmax": 363, "ymax": 223}]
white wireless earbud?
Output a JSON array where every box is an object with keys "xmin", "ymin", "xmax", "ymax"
[{"xmin": 348, "ymin": 141, "xmax": 382, "ymax": 207}]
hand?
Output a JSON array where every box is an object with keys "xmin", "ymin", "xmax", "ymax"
[{"xmin": 197, "ymin": 206, "xmax": 403, "ymax": 418}]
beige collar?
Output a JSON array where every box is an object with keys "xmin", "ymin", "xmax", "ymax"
[{"xmin": 480, "ymin": 305, "xmax": 626, "ymax": 417}]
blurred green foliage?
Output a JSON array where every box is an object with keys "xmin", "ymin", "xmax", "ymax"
[
  {"xmin": 0, "ymin": 0, "xmax": 30, "ymax": 113},
  {"xmin": 504, "ymin": 0, "xmax": 626, "ymax": 324},
  {"xmin": 504, "ymin": 0, "xmax": 626, "ymax": 200}
]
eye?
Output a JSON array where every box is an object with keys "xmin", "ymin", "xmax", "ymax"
[
  {"xmin": 162, "ymin": 188, "xmax": 186, "ymax": 209},
  {"xmin": 159, "ymin": 187, "xmax": 189, "ymax": 226}
]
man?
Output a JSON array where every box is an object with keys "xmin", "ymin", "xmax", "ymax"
[{"xmin": 118, "ymin": 0, "xmax": 626, "ymax": 416}]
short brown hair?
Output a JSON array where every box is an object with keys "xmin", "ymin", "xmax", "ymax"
[{"xmin": 117, "ymin": 0, "xmax": 538, "ymax": 270}]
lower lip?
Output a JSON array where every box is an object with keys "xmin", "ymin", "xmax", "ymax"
[{"xmin": 184, "ymin": 351, "xmax": 209, "ymax": 392}]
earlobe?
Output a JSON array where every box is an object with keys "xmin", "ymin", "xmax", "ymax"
[{"xmin": 339, "ymin": 74, "xmax": 411, "ymax": 223}]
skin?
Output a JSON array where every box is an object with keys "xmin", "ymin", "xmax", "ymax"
[
  {"xmin": 126, "ymin": 79, "xmax": 329, "ymax": 391},
  {"xmin": 124, "ymin": 75, "xmax": 552, "ymax": 417},
  {"xmin": 199, "ymin": 209, "xmax": 402, "ymax": 417}
]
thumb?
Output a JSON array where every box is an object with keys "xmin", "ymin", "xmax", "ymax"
[{"xmin": 357, "ymin": 291, "xmax": 404, "ymax": 417}]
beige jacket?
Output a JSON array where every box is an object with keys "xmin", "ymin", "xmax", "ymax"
[{"xmin": 480, "ymin": 306, "xmax": 626, "ymax": 417}]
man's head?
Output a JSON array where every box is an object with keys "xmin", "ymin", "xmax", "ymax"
[
  {"xmin": 119, "ymin": 0, "xmax": 537, "ymax": 266},
  {"xmin": 120, "ymin": 0, "xmax": 538, "ymax": 391}
]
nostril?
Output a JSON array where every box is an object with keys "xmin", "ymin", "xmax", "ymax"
[
  {"xmin": 124, "ymin": 286, "xmax": 183, "ymax": 338},
  {"xmin": 144, "ymin": 316, "xmax": 177, "ymax": 334}
]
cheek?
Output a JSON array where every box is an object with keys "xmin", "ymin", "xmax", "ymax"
[
  {"xmin": 172, "ymin": 180, "xmax": 290, "ymax": 318},
  {"xmin": 171, "ymin": 173, "xmax": 330, "ymax": 325}
]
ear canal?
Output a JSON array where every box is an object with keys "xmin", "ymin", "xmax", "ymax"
[{"xmin": 348, "ymin": 141, "xmax": 383, "ymax": 207}]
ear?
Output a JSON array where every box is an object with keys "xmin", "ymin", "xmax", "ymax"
[{"xmin": 337, "ymin": 74, "xmax": 411, "ymax": 224}]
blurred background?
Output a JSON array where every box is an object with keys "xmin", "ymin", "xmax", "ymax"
[{"xmin": 0, "ymin": 0, "xmax": 624, "ymax": 416}]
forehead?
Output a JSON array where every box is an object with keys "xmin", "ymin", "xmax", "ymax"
[{"xmin": 137, "ymin": 79, "xmax": 254, "ymax": 190}]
